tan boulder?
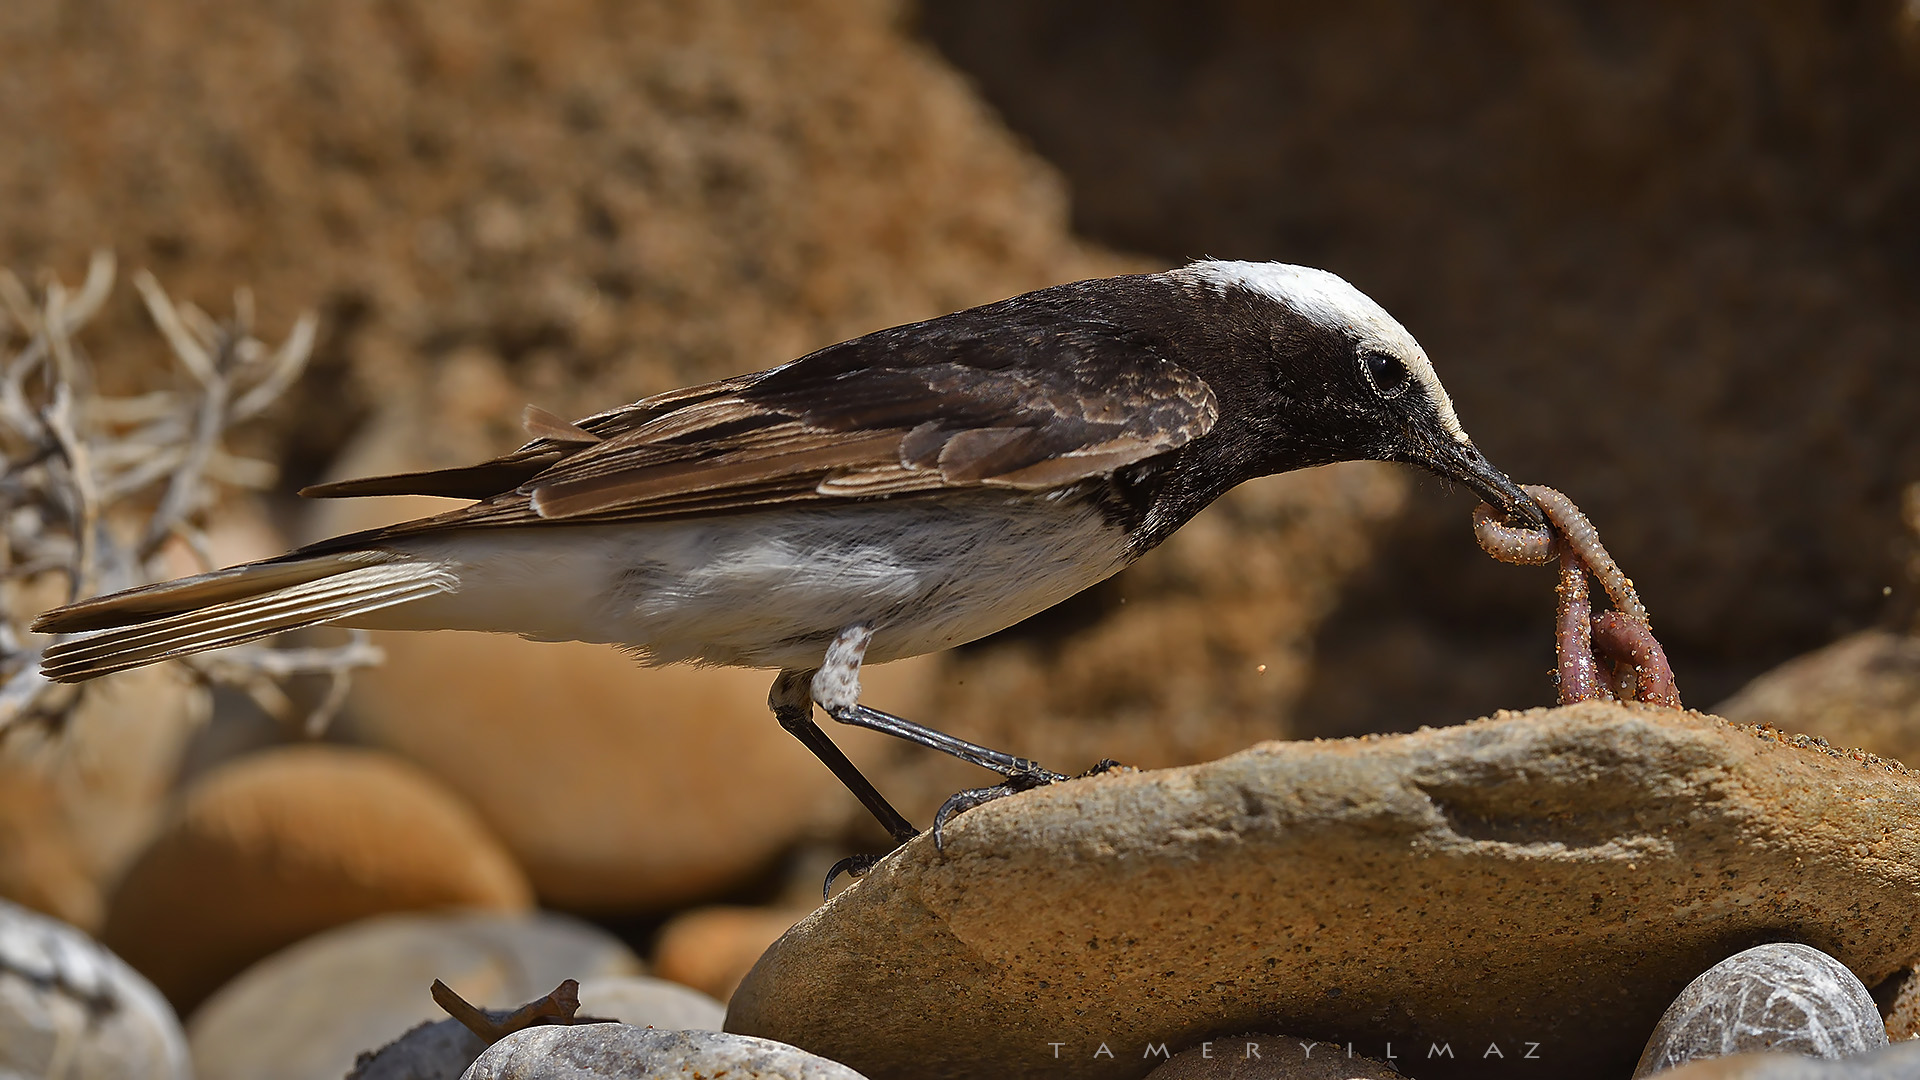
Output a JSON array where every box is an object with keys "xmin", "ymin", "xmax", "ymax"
[
  {"xmin": 652, "ymin": 905, "xmax": 813, "ymax": 1004},
  {"xmin": 1716, "ymin": 630, "xmax": 1920, "ymax": 768},
  {"xmin": 726, "ymin": 704, "xmax": 1920, "ymax": 1080},
  {"xmin": 102, "ymin": 745, "xmax": 531, "ymax": 1013},
  {"xmin": 0, "ymin": 664, "xmax": 209, "ymax": 932}
]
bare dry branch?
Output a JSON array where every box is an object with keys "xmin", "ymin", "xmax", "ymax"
[{"xmin": 0, "ymin": 251, "xmax": 370, "ymax": 740}]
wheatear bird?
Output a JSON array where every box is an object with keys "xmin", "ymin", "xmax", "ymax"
[{"xmin": 35, "ymin": 261, "xmax": 1539, "ymax": 860}]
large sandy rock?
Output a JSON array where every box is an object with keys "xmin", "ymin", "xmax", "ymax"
[
  {"xmin": 1716, "ymin": 630, "xmax": 1920, "ymax": 768},
  {"xmin": 102, "ymin": 745, "xmax": 532, "ymax": 1013},
  {"xmin": 189, "ymin": 910, "xmax": 642, "ymax": 1080},
  {"xmin": 923, "ymin": 4, "xmax": 1920, "ymax": 727},
  {"xmin": 0, "ymin": 898, "xmax": 190, "ymax": 1080},
  {"xmin": 726, "ymin": 704, "xmax": 1920, "ymax": 1080}
]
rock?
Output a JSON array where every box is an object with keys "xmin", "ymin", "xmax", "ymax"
[
  {"xmin": 1633, "ymin": 944, "xmax": 1888, "ymax": 1077},
  {"xmin": 1143, "ymin": 1036, "xmax": 1405, "ymax": 1078},
  {"xmin": 0, "ymin": 663, "xmax": 208, "ymax": 931},
  {"xmin": 101, "ymin": 745, "xmax": 532, "ymax": 1014},
  {"xmin": 461, "ymin": 1025, "xmax": 868, "ymax": 1080},
  {"xmin": 1652, "ymin": 1040, "xmax": 1920, "ymax": 1078},
  {"xmin": 0, "ymin": 898, "xmax": 190, "ymax": 1079},
  {"xmin": 923, "ymin": 3, "xmax": 1920, "ymax": 728},
  {"xmin": 347, "ymin": 1019, "xmax": 488, "ymax": 1080},
  {"xmin": 189, "ymin": 910, "xmax": 642, "ymax": 1080},
  {"xmin": 576, "ymin": 975, "xmax": 725, "ymax": 1031},
  {"xmin": 349, "ymin": 974, "xmax": 720, "ymax": 1080},
  {"xmin": 1716, "ymin": 631, "xmax": 1920, "ymax": 767},
  {"xmin": 1879, "ymin": 964, "xmax": 1920, "ymax": 1041},
  {"xmin": 651, "ymin": 906, "xmax": 812, "ymax": 1003},
  {"xmin": 726, "ymin": 703, "xmax": 1920, "ymax": 1080}
]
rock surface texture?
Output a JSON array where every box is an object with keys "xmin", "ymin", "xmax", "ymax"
[
  {"xmin": 1716, "ymin": 631, "xmax": 1920, "ymax": 768},
  {"xmin": 101, "ymin": 745, "xmax": 532, "ymax": 1014},
  {"xmin": 1632, "ymin": 943, "xmax": 1888, "ymax": 1077},
  {"xmin": 188, "ymin": 911, "xmax": 642, "ymax": 1080},
  {"xmin": 0, "ymin": 898, "xmax": 190, "ymax": 1080},
  {"xmin": 726, "ymin": 703, "xmax": 1920, "ymax": 1080},
  {"xmin": 461, "ymin": 1026, "xmax": 868, "ymax": 1080},
  {"xmin": 1653, "ymin": 1041, "xmax": 1920, "ymax": 1078}
]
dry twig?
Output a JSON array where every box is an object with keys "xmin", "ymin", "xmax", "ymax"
[
  {"xmin": 430, "ymin": 979, "xmax": 616, "ymax": 1044},
  {"xmin": 0, "ymin": 252, "xmax": 376, "ymax": 737}
]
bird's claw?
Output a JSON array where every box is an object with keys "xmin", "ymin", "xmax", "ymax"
[
  {"xmin": 930, "ymin": 759, "xmax": 1121, "ymax": 851},
  {"xmin": 822, "ymin": 853, "xmax": 885, "ymax": 901}
]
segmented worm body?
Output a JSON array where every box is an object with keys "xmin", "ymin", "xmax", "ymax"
[{"xmin": 1473, "ymin": 485, "xmax": 1679, "ymax": 708}]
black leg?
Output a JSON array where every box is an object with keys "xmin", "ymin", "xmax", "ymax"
[
  {"xmin": 826, "ymin": 703, "xmax": 1067, "ymax": 782},
  {"xmin": 770, "ymin": 670, "xmax": 918, "ymax": 845}
]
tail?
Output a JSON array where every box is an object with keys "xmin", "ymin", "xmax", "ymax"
[{"xmin": 33, "ymin": 552, "xmax": 455, "ymax": 682}]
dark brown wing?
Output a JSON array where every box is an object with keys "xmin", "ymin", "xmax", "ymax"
[
  {"xmin": 298, "ymin": 376, "xmax": 761, "ymax": 500},
  {"xmin": 302, "ymin": 299, "xmax": 1218, "ymax": 544}
]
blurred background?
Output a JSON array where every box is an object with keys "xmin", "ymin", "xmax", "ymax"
[{"xmin": 2, "ymin": 0, "xmax": 1918, "ymax": 1074}]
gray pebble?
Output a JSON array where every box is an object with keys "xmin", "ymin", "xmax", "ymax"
[
  {"xmin": 1651, "ymin": 1039, "xmax": 1920, "ymax": 1078},
  {"xmin": 1634, "ymin": 943, "xmax": 1889, "ymax": 1077},
  {"xmin": 575, "ymin": 975, "xmax": 725, "ymax": 1031},
  {"xmin": 460, "ymin": 1025, "xmax": 868, "ymax": 1079},
  {"xmin": 0, "ymin": 898, "xmax": 190, "ymax": 1080},
  {"xmin": 349, "ymin": 976, "xmax": 724, "ymax": 1080},
  {"xmin": 349, "ymin": 1019, "xmax": 490, "ymax": 1080}
]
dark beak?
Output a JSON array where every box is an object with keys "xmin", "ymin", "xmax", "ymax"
[{"xmin": 1431, "ymin": 438, "xmax": 1543, "ymax": 527}]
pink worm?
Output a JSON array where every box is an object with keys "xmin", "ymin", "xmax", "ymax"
[{"xmin": 1472, "ymin": 485, "xmax": 1680, "ymax": 709}]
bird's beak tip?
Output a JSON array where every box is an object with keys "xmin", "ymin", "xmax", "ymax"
[{"xmin": 1441, "ymin": 442, "xmax": 1542, "ymax": 527}]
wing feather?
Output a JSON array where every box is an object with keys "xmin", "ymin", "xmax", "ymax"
[{"xmin": 294, "ymin": 299, "xmax": 1219, "ymax": 545}]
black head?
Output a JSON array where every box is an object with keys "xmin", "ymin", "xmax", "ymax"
[{"xmin": 1165, "ymin": 260, "xmax": 1542, "ymax": 528}]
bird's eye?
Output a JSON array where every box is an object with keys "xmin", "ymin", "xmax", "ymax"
[{"xmin": 1363, "ymin": 351, "xmax": 1410, "ymax": 397}]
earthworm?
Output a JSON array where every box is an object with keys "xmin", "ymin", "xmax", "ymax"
[
  {"xmin": 1473, "ymin": 485, "xmax": 1679, "ymax": 709},
  {"xmin": 1553, "ymin": 546, "xmax": 1606, "ymax": 704},
  {"xmin": 1474, "ymin": 486, "xmax": 1648, "ymax": 628},
  {"xmin": 1590, "ymin": 611, "xmax": 1682, "ymax": 709}
]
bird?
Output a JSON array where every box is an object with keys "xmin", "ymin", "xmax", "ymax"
[{"xmin": 33, "ymin": 259, "xmax": 1540, "ymax": 860}]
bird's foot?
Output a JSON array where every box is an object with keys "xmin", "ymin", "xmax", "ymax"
[
  {"xmin": 929, "ymin": 758, "xmax": 1129, "ymax": 851},
  {"xmin": 821, "ymin": 852, "xmax": 887, "ymax": 901}
]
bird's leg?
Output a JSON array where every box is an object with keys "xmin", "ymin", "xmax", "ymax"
[
  {"xmin": 811, "ymin": 623, "xmax": 1105, "ymax": 851},
  {"xmin": 769, "ymin": 668, "xmax": 918, "ymax": 846}
]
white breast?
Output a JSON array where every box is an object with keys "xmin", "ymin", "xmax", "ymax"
[{"xmin": 354, "ymin": 492, "xmax": 1135, "ymax": 670}]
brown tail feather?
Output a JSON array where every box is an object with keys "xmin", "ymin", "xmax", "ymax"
[
  {"xmin": 30, "ymin": 554, "xmax": 387, "ymax": 634},
  {"xmin": 37, "ymin": 560, "xmax": 455, "ymax": 683}
]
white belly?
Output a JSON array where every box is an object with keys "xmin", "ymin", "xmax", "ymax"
[{"xmin": 354, "ymin": 492, "xmax": 1134, "ymax": 670}]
